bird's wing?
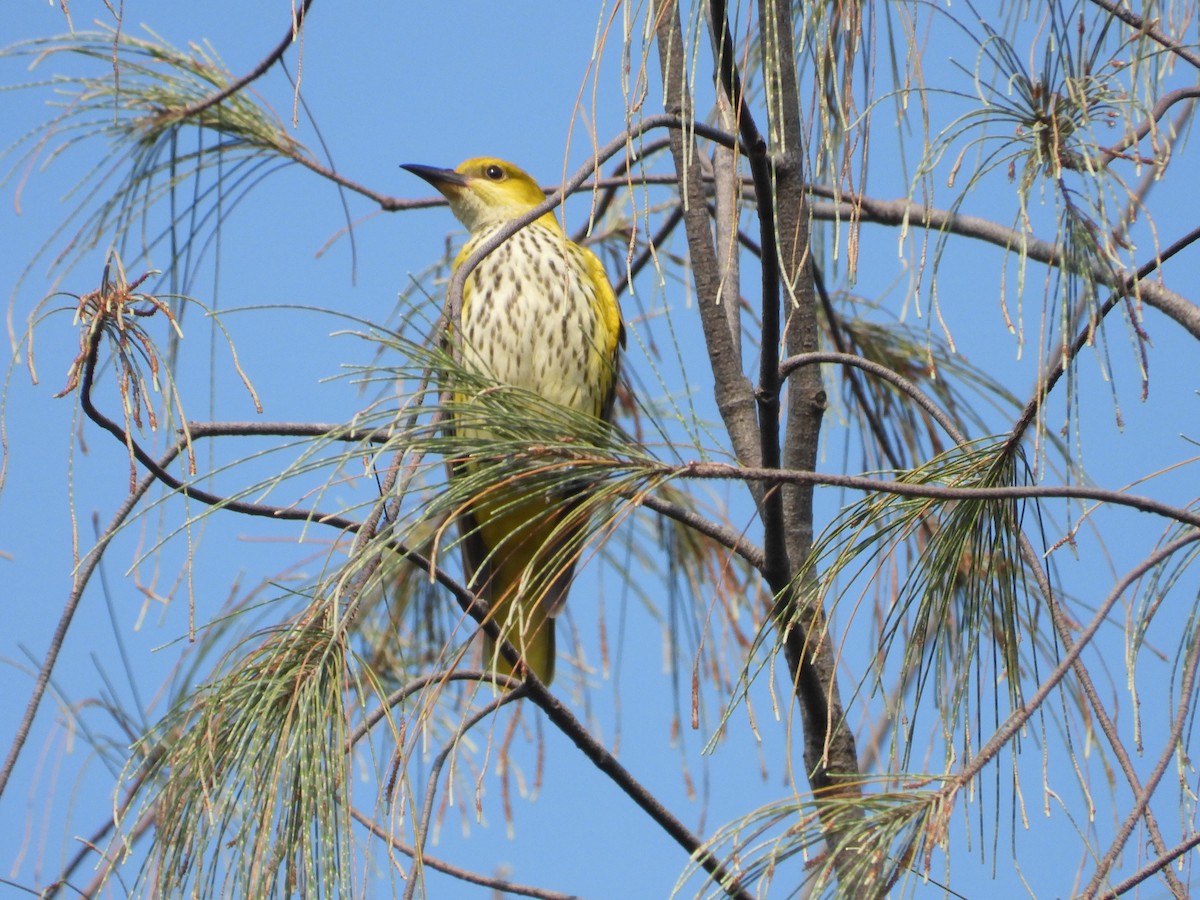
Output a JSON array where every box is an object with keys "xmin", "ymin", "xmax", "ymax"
[{"xmin": 576, "ymin": 243, "xmax": 625, "ymax": 422}]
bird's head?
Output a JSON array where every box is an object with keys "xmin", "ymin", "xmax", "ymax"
[{"xmin": 402, "ymin": 157, "xmax": 560, "ymax": 234}]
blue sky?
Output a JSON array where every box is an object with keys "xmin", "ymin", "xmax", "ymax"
[{"xmin": 2, "ymin": 2, "xmax": 1199, "ymax": 898}]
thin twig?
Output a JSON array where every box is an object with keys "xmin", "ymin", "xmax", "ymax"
[
  {"xmin": 811, "ymin": 262, "xmax": 909, "ymax": 471},
  {"xmin": 0, "ymin": 443, "xmax": 183, "ymax": 802},
  {"xmin": 954, "ymin": 530, "xmax": 1200, "ymax": 791},
  {"xmin": 40, "ymin": 706, "xmax": 160, "ymax": 897},
  {"xmin": 1085, "ymin": 0, "xmax": 1200, "ymax": 70},
  {"xmin": 1008, "ymin": 223, "xmax": 1200, "ymax": 450},
  {"xmin": 1019, "ymin": 524, "xmax": 1189, "ymax": 900},
  {"xmin": 780, "ymin": 352, "xmax": 967, "ymax": 445},
  {"xmin": 638, "ymin": 491, "xmax": 765, "ymax": 571},
  {"xmin": 569, "ymin": 136, "xmax": 675, "ymax": 246},
  {"xmin": 1081, "ymin": 616, "xmax": 1200, "ymax": 899},
  {"xmin": 1098, "ymin": 831, "xmax": 1200, "ymax": 898},
  {"xmin": 1099, "ymin": 85, "xmax": 1200, "ymax": 165},
  {"xmin": 350, "ymin": 806, "xmax": 584, "ymax": 900},
  {"xmin": 805, "ymin": 193, "xmax": 1200, "ymax": 340},
  {"xmin": 670, "ymin": 460, "xmax": 1200, "ymax": 529},
  {"xmin": 516, "ymin": 677, "xmax": 753, "ymax": 900},
  {"xmin": 175, "ymin": 0, "xmax": 317, "ymax": 119},
  {"xmin": 612, "ymin": 205, "xmax": 683, "ymax": 296},
  {"xmin": 402, "ymin": 688, "xmax": 529, "ymax": 900}
]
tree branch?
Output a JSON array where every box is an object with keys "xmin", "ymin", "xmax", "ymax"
[
  {"xmin": 954, "ymin": 529, "xmax": 1200, "ymax": 800},
  {"xmin": 654, "ymin": 2, "xmax": 763, "ymax": 472},
  {"xmin": 1097, "ymin": 831, "xmax": 1200, "ymax": 899},
  {"xmin": 402, "ymin": 689, "xmax": 530, "ymax": 900},
  {"xmin": 669, "ymin": 460, "xmax": 1200, "ymax": 529},
  {"xmin": 1100, "ymin": 85, "xmax": 1200, "ymax": 165},
  {"xmin": 1085, "ymin": 0, "xmax": 1200, "ymax": 71},
  {"xmin": 710, "ymin": 0, "xmax": 861, "ymax": 885},
  {"xmin": 1082, "ymin": 618, "xmax": 1200, "ymax": 899},
  {"xmin": 176, "ymin": 0, "xmax": 317, "ymax": 119},
  {"xmin": 806, "ymin": 191, "xmax": 1200, "ymax": 341},
  {"xmin": 350, "ymin": 806, "xmax": 582, "ymax": 900}
]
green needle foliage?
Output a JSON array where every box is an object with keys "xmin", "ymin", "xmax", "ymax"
[
  {"xmin": 2, "ymin": 27, "xmax": 303, "ymax": 292},
  {"xmin": 125, "ymin": 614, "xmax": 352, "ymax": 899},
  {"xmin": 799, "ymin": 438, "xmax": 1038, "ymax": 764},
  {"xmin": 680, "ymin": 782, "xmax": 966, "ymax": 899}
]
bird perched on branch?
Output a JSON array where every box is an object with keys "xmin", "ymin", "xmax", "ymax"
[{"xmin": 403, "ymin": 157, "xmax": 624, "ymax": 685}]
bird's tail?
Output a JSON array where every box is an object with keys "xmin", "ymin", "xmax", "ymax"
[
  {"xmin": 483, "ymin": 617, "xmax": 555, "ymax": 685},
  {"xmin": 462, "ymin": 494, "xmax": 583, "ymax": 687}
]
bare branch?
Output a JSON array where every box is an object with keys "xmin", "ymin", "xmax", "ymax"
[
  {"xmin": 637, "ymin": 491, "xmax": 765, "ymax": 571},
  {"xmin": 1098, "ymin": 832, "xmax": 1200, "ymax": 898},
  {"xmin": 351, "ymin": 806, "xmax": 583, "ymax": 900},
  {"xmin": 654, "ymin": 3, "xmax": 762, "ymax": 471},
  {"xmin": 1085, "ymin": 0, "xmax": 1200, "ymax": 70},
  {"xmin": 1082, "ymin": 620, "xmax": 1200, "ymax": 898},
  {"xmin": 175, "ymin": 0, "xmax": 317, "ymax": 119},
  {"xmin": 669, "ymin": 460, "xmax": 1200, "ymax": 529},
  {"xmin": 0, "ymin": 444, "xmax": 182, "ymax": 802},
  {"xmin": 957, "ymin": 530, "xmax": 1200, "ymax": 790},
  {"xmin": 1100, "ymin": 85, "xmax": 1200, "ymax": 165},
  {"xmin": 807, "ymin": 192, "xmax": 1200, "ymax": 340},
  {"xmin": 518, "ymin": 676, "xmax": 753, "ymax": 899},
  {"xmin": 781, "ymin": 351, "xmax": 967, "ymax": 445},
  {"xmin": 403, "ymin": 689, "xmax": 529, "ymax": 900}
]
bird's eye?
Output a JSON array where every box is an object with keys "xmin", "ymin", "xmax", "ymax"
[{"xmin": 484, "ymin": 164, "xmax": 505, "ymax": 181}]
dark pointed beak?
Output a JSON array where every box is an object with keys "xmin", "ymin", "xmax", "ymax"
[{"xmin": 401, "ymin": 163, "xmax": 469, "ymax": 189}]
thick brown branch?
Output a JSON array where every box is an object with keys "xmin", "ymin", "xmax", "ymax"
[
  {"xmin": 709, "ymin": 0, "xmax": 788, "ymax": 575},
  {"xmin": 709, "ymin": 0, "xmax": 861, "ymax": 885},
  {"xmin": 654, "ymin": 2, "xmax": 762, "ymax": 472}
]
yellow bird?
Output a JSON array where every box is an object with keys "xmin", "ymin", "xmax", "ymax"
[{"xmin": 403, "ymin": 157, "xmax": 624, "ymax": 684}]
